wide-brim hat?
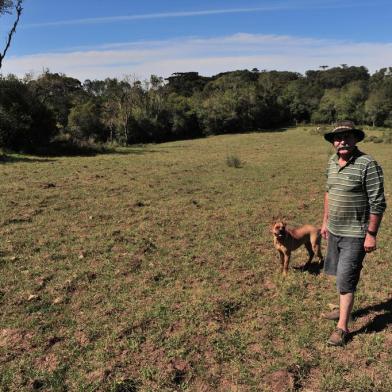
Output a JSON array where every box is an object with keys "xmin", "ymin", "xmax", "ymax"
[{"xmin": 324, "ymin": 121, "xmax": 365, "ymax": 143}]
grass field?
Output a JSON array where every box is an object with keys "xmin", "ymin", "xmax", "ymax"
[{"xmin": 1, "ymin": 126, "xmax": 391, "ymax": 391}]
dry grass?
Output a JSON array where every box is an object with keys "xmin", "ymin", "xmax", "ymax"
[{"xmin": 0, "ymin": 126, "xmax": 391, "ymax": 391}]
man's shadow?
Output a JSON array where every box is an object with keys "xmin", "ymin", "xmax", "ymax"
[{"xmin": 351, "ymin": 298, "xmax": 392, "ymax": 336}]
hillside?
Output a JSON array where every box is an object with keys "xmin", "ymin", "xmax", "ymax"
[{"xmin": 0, "ymin": 127, "xmax": 391, "ymax": 391}]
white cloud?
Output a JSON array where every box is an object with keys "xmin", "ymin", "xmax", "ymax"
[
  {"xmin": 2, "ymin": 33, "xmax": 392, "ymax": 81},
  {"xmin": 22, "ymin": 7, "xmax": 293, "ymax": 28},
  {"xmin": 20, "ymin": 1, "xmax": 357, "ymax": 29}
]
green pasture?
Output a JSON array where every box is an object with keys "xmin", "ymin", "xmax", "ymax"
[{"xmin": 1, "ymin": 126, "xmax": 391, "ymax": 391}]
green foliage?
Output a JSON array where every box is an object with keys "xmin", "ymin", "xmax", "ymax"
[
  {"xmin": 165, "ymin": 71, "xmax": 210, "ymax": 96},
  {"xmin": 67, "ymin": 99, "xmax": 108, "ymax": 141},
  {"xmin": 5, "ymin": 65, "xmax": 392, "ymax": 152},
  {"xmin": 166, "ymin": 93, "xmax": 201, "ymax": 139},
  {"xmin": 305, "ymin": 65, "xmax": 369, "ymax": 89},
  {"xmin": 280, "ymin": 78, "xmax": 321, "ymax": 123},
  {"xmin": 311, "ymin": 88, "xmax": 339, "ymax": 123},
  {"xmin": 0, "ymin": 76, "xmax": 56, "ymax": 151},
  {"xmin": 335, "ymin": 80, "xmax": 367, "ymax": 123},
  {"xmin": 365, "ymin": 89, "xmax": 391, "ymax": 126},
  {"xmin": 198, "ymin": 89, "xmax": 243, "ymax": 135},
  {"xmin": 28, "ymin": 71, "xmax": 84, "ymax": 129}
]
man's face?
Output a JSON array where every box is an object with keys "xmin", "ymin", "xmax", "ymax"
[{"xmin": 332, "ymin": 131, "xmax": 357, "ymax": 156}]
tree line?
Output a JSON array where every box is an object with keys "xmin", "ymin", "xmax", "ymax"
[{"xmin": 1, "ymin": 65, "xmax": 392, "ymax": 152}]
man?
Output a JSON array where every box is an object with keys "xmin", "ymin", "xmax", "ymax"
[{"xmin": 321, "ymin": 120, "xmax": 386, "ymax": 346}]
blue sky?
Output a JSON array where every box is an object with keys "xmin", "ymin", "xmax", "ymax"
[{"xmin": 2, "ymin": 0, "xmax": 392, "ymax": 81}]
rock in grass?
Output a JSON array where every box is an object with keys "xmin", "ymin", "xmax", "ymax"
[{"xmin": 27, "ymin": 294, "xmax": 39, "ymax": 301}]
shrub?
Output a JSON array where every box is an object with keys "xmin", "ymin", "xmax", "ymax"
[
  {"xmin": 364, "ymin": 135, "xmax": 383, "ymax": 143},
  {"xmin": 382, "ymin": 130, "xmax": 392, "ymax": 144},
  {"xmin": 226, "ymin": 154, "xmax": 242, "ymax": 168}
]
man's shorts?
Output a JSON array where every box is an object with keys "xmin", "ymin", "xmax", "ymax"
[{"xmin": 324, "ymin": 232, "xmax": 366, "ymax": 293}]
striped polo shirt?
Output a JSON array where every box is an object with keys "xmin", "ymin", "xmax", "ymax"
[{"xmin": 326, "ymin": 148, "xmax": 386, "ymax": 238}]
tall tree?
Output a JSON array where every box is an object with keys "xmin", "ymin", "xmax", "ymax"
[
  {"xmin": 280, "ymin": 78, "xmax": 321, "ymax": 124},
  {"xmin": 0, "ymin": 75, "xmax": 56, "ymax": 151},
  {"xmin": 365, "ymin": 89, "xmax": 391, "ymax": 127},
  {"xmin": 327, "ymin": 80, "xmax": 368, "ymax": 124},
  {"xmin": 68, "ymin": 99, "xmax": 107, "ymax": 141},
  {"xmin": 312, "ymin": 88, "xmax": 340, "ymax": 123},
  {"xmin": 0, "ymin": 0, "xmax": 23, "ymax": 69},
  {"xmin": 165, "ymin": 72, "xmax": 210, "ymax": 97},
  {"xmin": 28, "ymin": 71, "xmax": 84, "ymax": 129}
]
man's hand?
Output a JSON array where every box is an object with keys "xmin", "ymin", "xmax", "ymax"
[
  {"xmin": 364, "ymin": 233, "xmax": 377, "ymax": 253},
  {"xmin": 321, "ymin": 224, "xmax": 328, "ymax": 240}
]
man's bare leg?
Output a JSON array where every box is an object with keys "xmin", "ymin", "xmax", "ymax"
[{"xmin": 337, "ymin": 292, "xmax": 354, "ymax": 331}]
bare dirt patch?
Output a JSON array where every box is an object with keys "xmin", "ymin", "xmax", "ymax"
[
  {"xmin": 0, "ymin": 328, "xmax": 32, "ymax": 351},
  {"xmin": 262, "ymin": 369, "xmax": 295, "ymax": 392}
]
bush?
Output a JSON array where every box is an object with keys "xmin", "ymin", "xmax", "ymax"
[
  {"xmin": 382, "ymin": 130, "xmax": 392, "ymax": 144},
  {"xmin": 226, "ymin": 155, "xmax": 242, "ymax": 168},
  {"xmin": 364, "ymin": 135, "xmax": 383, "ymax": 143}
]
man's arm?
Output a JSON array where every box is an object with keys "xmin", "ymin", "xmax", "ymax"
[
  {"xmin": 321, "ymin": 192, "xmax": 329, "ymax": 239},
  {"xmin": 364, "ymin": 160, "xmax": 386, "ymax": 253},
  {"xmin": 364, "ymin": 213, "xmax": 383, "ymax": 253}
]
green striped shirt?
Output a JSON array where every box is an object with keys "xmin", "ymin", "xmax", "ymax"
[{"xmin": 326, "ymin": 148, "xmax": 386, "ymax": 238}]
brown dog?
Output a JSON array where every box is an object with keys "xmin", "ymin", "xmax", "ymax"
[{"xmin": 272, "ymin": 221, "xmax": 323, "ymax": 275}]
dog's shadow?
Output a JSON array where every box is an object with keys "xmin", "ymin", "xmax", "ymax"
[
  {"xmin": 351, "ymin": 298, "xmax": 392, "ymax": 336},
  {"xmin": 292, "ymin": 260, "xmax": 324, "ymax": 275}
]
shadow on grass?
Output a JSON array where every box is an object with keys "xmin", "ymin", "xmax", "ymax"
[
  {"xmin": 1, "ymin": 142, "xmax": 102, "ymax": 161},
  {"xmin": 0, "ymin": 143, "xmax": 167, "ymax": 163},
  {"xmin": 112, "ymin": 148, "xmax": 167, "ymax": 155},
  {"xmin": 32, "ymin": 141, "xmax": 110, "ymax": 157},
  {"xmin": 260, "ymin": 127, "xmax": 289, "ymax": 133},
  {"xmin": 0, "ymin": 155, "xmax": 56, "ymax": 164},
  {"xmin": 352, "ymin": 298, "xmax": 392, "ymax": 335},
  {"xmin": 293, "ymin": 260, "xmax": 324, "ymax": 275},
  {"xmin": 1, "ymin": 129, "xmax": 291, "ymax": 162}
]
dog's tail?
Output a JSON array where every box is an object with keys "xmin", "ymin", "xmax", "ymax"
[
  {"xmin": 315, "ymin": 229, "xmax": 324, "ymax": 262},
  {"xmin": 316, "ymin": 228, "xmax": 322, "ymax": 242}
]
